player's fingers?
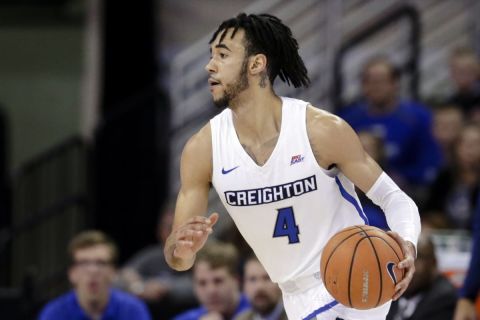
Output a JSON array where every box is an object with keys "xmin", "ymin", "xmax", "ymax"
[
  {"xmin": 177, "ymin": 239, "xmax": 194, "ymax": 247},
  {"xmin": 190, "ymin": 223, "xmax": 213, "ymax": 232},
  {"xmin": 393, "ymin": 264, "xmax": 414, "ymax": 300},
  {"xmin": 176, "ymin": 221, "xmax": 212, "ymax": 235},
  {"xmin": 208, "ymin": 212, "xmax": 220, "ymax": 227},
  {"xmin": 386, "ymin": 231, "xmax": 404, "ymax": 247},
  {"xmin": 176, "ymin": 228, "xmax": 208, "ymax": 241},
  {"xmin": 393, "ymin": 281, "xmax": 408, "ymax": 300},
  {"xmin": 393, "ymin": 280, "xmax": 407, "ymax": 300},
  {"xmin": 181, "ymin": 218, "xmax": 215, "ymax": 234},
  {"xmin": 398, "ymin": 254, "xmax": 415, "ymax": 269},
  {"xmin": 188, "ymin": 216, "xmax": 212, "ymax": 225},
  {"xmin": 387, "ymin": 231, "xmax": 415, "ymax": 265},
  {"xmin": 392, "ymin": 286, "xmax": 405, "ymax": 300},
  {"xmin": 173, "ymin": 241, "xmax": 194, "ymax": 258},
  {"xmin": 176, "ymin": 215, "xmax": 217, "ymax": 235}
]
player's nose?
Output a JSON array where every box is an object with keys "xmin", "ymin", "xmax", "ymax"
[{"xmin": 205, "ymin": 58, "xmax": 216, "ymax": 74}]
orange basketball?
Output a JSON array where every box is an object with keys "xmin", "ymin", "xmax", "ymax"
[{"xmin": 320, "ymin": 225, "xmax": 404, "ymax": 310}]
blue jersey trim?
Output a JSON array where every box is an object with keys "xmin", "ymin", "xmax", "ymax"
[
  {"xmin": 335, "ymin": 177, "xmax": 369, "ymax": 225},
  {"xmin": 302, "ymin": 300, "xmax": 338, "ymax": 320}
]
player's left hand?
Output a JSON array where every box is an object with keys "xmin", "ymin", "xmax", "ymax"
[{"xmin": 387, "ymin": 231, "xmax": 416, "ymax": 301}]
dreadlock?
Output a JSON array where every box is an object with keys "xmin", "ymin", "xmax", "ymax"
[{"xmin": 209, "ymin": 13, "xmax": 310, "ymax": 88}]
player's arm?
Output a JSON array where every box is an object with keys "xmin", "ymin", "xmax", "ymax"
[
  {"xmin": 306, "ymin": 106, "xmax": 420, "ymax": 299},
  {"xmin": 164, "ymin": 124, "xmax": 218, "ymax": 271}
]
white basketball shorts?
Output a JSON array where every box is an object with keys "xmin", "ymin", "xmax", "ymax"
[{"xmin": 279, "ymin": 272, "xmax": 391, "ymax": 320}]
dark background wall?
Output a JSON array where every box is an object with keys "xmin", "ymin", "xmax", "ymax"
[{"xmin": 94, "ymin": 0, "xmax": 170, "ymax": 263}]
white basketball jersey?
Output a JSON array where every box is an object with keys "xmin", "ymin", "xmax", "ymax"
[{"xmin": 210, "ymin": 97, "xmax": 368, "ymax": 283}]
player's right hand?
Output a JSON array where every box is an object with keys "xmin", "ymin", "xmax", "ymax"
[{"xmin": 173, "ymin": 213, "xmax": 219, "ymax": 260}]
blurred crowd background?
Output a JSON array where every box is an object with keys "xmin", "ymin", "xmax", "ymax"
[{"xmin": 0, "ymin": 0, "xmax": 479, "ymax": 319}]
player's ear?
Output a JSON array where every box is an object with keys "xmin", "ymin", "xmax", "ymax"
[{"xmin": 249, "ymin": 54, "xmax": 267, "ymax": 75}]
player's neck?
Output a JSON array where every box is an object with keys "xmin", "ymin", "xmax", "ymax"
[{"xmin": 230, "ymin": 91, "xmax": 282, "ymax": 145}]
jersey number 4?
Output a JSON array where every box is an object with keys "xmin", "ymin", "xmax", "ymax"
[{"xmin": 273, "ymin": 207, "xmax": 300, "ymax": 243}]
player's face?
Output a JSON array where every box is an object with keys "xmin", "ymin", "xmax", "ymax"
[
  {"xmin": 243, "ymin": 259, "xmax": 281, "ymax": 315},
  {"xmin": 69, "ymin": 244, "xmax": 116, "ymax": 301},
  {"xmin": 193, "ymin": 261, "xmax": 240, "ymax": 315},
  {"xmin": 205, "ymin": 28, "xmax": 249, "ymax": 108}
]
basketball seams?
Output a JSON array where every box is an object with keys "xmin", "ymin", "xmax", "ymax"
[
  {"xmin": 333, "ymin": 225, "xmax": 377, "ymax": 237},
  {"xmin": 321, "ymin": 225, "xmax": 402, "ymax": 310},
  {"xmin": 347, "ymin": 237, "xmax": 366, "ymax": 308},
  {"xmin": 357, "ymin": 226, "xmax": 383, "ymax": 308},
  {"xmin": 367, "ymin": 235, "xmax": 405, "ymax": 282},
  {"xmin": 321, "ymin": 228, "xmax": 372, "ymax": 282}
]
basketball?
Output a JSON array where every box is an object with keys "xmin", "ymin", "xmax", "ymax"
[{"xmin": 320, "ymin": 225, "xmax": 404, "ymax": 310}]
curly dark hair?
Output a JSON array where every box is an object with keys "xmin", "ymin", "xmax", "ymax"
[{"xmin": 209, "ymin": 13, "xmax": 310, "ymax": 88}]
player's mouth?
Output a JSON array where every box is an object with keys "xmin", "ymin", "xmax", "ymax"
[{"xmin": 208, "ymin": 78, "xmax": 221, "ymax": 91}]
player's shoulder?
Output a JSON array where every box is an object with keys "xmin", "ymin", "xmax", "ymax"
[
  {"xmin": 182, "ymin": 123, "xmax": 212, "ymax": 159},
  {"xmin": 181, "ymin": 123, "xmax": 213, "ymax": 181},
  {"xmin": 306, "ymin": 105, "xmax": 352, "ymax": 138},
  {"xmin": 305, "ymin": 105, "xmax": 360, "ymax": 166}
]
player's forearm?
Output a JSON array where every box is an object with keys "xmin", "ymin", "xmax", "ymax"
[
  {"xmin": 164, "ymin": 234, "xmax": 195, "ymax": 271},
  {"xmin": 366, "ymin": 172, "xmax": 421, "ymax": 247}
]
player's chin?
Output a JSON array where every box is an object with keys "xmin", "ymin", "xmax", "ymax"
[{"xmin": 213, "ymin": 97, "xmax": 228, "ymax": 109}]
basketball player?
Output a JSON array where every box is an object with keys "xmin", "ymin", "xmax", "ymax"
[{"xmin": 165, "ymin": 13, "xmax": 421, "ymax": 320}]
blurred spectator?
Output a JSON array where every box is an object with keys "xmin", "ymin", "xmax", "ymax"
[
  {"xmin": 235, "ymin": 254, "xmax": 287, "ymax": 320},
  {"xmin": 117, "ymin": 202, "xmax": 196, "ymax": 319},
  {"xmin": 38, "ymin": 230, "xmax": 151, "ymax": 320},
  {"xmin": 432, "ymin": 105, "xmax": 465, "ymax": 166},
  {"xmin": 448, "ymin": 47, "xmax": 480, "ymax": 122},
  {"xmin": 386, "ymin": 231, "xmax": 457, "ymax": 320},
  {"xmin": 454, "ymin": 191, "xmax": 480, "ymax": 320},
  {"xmin": 423, "ymin": 124, "xmax": 480, "ymax": 229},
  {"xmin": 357, "ymin": 130, "xmax": 389, "ymax": 229},
  {"xmin": 174, "ymin": 241, "xmax": 250, "ymax": 320},
  {"xmin": 217, "ymin": 223, "xmax": 252, "ymax": 273},
  {"xmin": 338, "ymin": 56, "xmax": 442, "ymax": 190}
]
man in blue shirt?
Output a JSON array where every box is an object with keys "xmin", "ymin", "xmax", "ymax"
[
  {"xmin": 38, "ymin": 230, "xmax": 151, "ymax": 320},
  {"xmin": 339, "ymin": 56, "xmax": 442, "ymax": 188},
  {"xmin": 174, "ymin": 242, "xmax": 250, "ymax": 320}
]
